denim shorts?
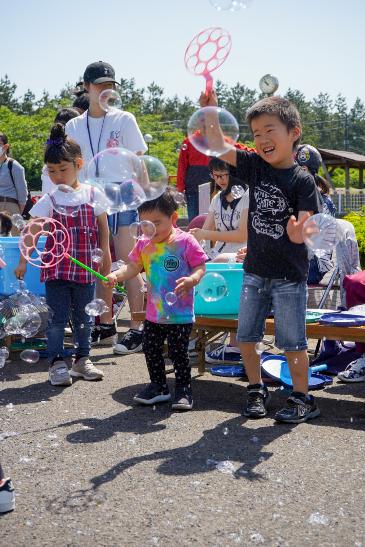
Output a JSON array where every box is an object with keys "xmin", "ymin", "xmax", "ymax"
[
  {"xmin": 237, "ymin": 273, "xmax": 308, "ymax": 351},
  {"xmin": 108, "ymin": 210, "xmax": 139, "ymax": 235}
]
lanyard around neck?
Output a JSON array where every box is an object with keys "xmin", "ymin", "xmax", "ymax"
[{"xmin": 86, "ymin": 111, "xmax": 106, "ymax": 178}]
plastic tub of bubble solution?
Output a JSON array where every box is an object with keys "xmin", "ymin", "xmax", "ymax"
[
  {"xmin": 0, "ymin": 236, "xmax": 46, "ymax": 296},
  {"xmin": 194, "ymin": 263, "xmax": 244, "ymax": 315}
]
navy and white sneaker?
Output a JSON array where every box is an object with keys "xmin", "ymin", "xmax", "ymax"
[
  {"xmin": 274, "ymin": 393, "xmax": 320, "ymax": 424},
  {"xmin": 171, "ymin": 386, "xmax": 193, "ymax": 411},
  {"xmin": 133, "ymin": 382, "xmax": 171, "ymax": 405},
  {"xmin": 114, "ymin": 329, "xmax": 143, "ymax": 355},
  {"xmin": 0, "ymin": 478, "xmax": 15, "ymax": 513},
  {"xmin": 338, "ymin": 356, "xmax": 365, "ymax": 383},
  {"xmin": 205, "ymin": 344, "xmax": 242, "ymax": 364}
]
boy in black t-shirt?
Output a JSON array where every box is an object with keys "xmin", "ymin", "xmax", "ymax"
[{"xmin": 200, "ymin": 91, "xmax": 321, "ymax": 423}]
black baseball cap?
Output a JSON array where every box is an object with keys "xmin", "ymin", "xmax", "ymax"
[{"xmin": 81, "ymin": 61, "xmax": 119, "ymax": 85}]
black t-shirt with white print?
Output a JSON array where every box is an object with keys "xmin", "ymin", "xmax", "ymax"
[{"xmin": 232, "ymin": 150, "xmax": 321, "ymax": 282}]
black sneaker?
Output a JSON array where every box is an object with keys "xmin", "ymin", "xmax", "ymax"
[
  {"xmin": 172, "ymin": 386, "xmax": 193, "ymax": 411},
  {"xmin": 133, "ymin": 382, "xmax": 171, "ymax": 405},
  {"xmin": 114, "ymin": 329, "xmax": 143, "ymax": 355},
  {"xmin": 274, "ymin": 393, "xmax": 320, "ymax": 424},
  {"xmin": 91, "ymin": 323, "xmax": 117, "ymax": 347},
  {"xmin": 243, "ymin": 384, "xmax": 271, "ymax": 418}
]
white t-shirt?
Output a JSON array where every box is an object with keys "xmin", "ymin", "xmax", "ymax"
[
  {"xmin": 41, "ymin": 165, "xmax": 57, "ymax": 195},
  {"xmin": 65, "ymin": 109, "xmax": 148, "ymax": 182},
  {"xmin": 208, "ymin": 189, "xmax": 249, "ymax": 254},
  {"xmin": 30, "ymin": 185, "xmax": 106, "ymax": 218}
]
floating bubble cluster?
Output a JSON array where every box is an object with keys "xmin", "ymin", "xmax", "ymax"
[{"xmin": 85, "ymin": 298, "xmax": 110, "ymax": 317}]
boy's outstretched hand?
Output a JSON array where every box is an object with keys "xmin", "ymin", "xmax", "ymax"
[
  {"xmin": 199, "ymin": 88, "xmax": 218, "ymax": 108},
  {"xmin": 286, "ymin": 212, "xmax": 311, "ymax": 244}
]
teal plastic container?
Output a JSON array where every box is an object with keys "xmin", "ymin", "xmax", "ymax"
[
  {"xmin": 0, "ymin": 236, "xmax": 46, "ymax": 296},
  {"xmin": 194, "ymin": 263, "xmax": 244, "ymax": 315}
]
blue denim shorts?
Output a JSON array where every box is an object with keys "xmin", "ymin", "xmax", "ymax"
[
  {"xmin": 237, "ymin": 273, "xmax": 308, "ymax": 351},
  {"xmin": 108, "ymin": 210, "xmax": 138, "ymax": 235}
]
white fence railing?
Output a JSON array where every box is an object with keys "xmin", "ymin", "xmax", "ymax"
[{"xmin": 331, "ymin": 193, "xmax": 365, "ymax": 214}]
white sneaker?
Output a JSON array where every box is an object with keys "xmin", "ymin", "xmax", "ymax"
[
  {"xmin": 70, "ymin": 357, "xmax": 104, "ymax": 381},
  {"xmin": 48, "ymin": 360, "xmax": 72, "ymax": 386},
  {"xmin": 338, "ymin": 356, "xmax": 365, "ymax": 382}
]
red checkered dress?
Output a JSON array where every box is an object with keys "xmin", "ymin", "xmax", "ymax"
[{"xmin": 41, "ymin": 197, "xmax": 99, "ymax": 284}]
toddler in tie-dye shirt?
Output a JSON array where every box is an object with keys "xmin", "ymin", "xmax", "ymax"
[{"xmin": 105, "ymin": 189, "xmax": 207, "ymax": 411}]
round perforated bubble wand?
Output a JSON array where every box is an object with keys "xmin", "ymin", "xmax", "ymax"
[
  {"xmin": 19, "ymin": 218, "xmax": 126, "ymax": 294},
  {"xmin": 184, "ymin": 27, "xmax": 232, "ymax": 94}
]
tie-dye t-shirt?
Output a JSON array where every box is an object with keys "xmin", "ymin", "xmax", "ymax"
[{"xmin": 129, "ymin": 228, "xmax": 207, "ymax": 324}]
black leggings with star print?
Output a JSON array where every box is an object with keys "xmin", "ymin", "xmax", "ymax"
[{"xmin": 142, "ymin": 320, "xmax": 193, "ymax": 387}]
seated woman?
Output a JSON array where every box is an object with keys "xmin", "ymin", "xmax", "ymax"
[
  {"xmin": 190, "ymin": 157, "xmax": 249, "ymax": 364},
  {"xmin": 190, "ymin": 157, "xmax": 249, "ymax": 261}
]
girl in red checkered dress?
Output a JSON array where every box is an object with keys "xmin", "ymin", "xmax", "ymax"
[{"xmin": 15, "ymin": 123, "xmax": 111, "ymax": 387}]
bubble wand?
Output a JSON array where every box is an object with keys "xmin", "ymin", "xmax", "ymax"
[
  {"xmin": 184, "ymin": 27, "xmax": 232, "ymax": 94},
  {"xmin": 19, "ymin": 218, "xmax": 126, "ymax": 294}
]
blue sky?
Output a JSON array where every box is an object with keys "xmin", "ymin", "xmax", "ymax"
[{"xmin": 4, "ymin": 0, "xmax": 363, "ymax": 108}]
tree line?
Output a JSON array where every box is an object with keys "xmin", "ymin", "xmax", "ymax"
[{"xmin": 0, "ymin": 74, "xmax": 364, "ymax": 189}]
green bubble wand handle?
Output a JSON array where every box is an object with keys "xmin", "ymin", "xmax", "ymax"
[{"xmin": 65, "ymin": 253, "xmax": 126, "ymax": 294}]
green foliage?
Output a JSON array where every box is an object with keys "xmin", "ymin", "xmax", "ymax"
[
  {"xmin": 343, "ymin": 207, "xmax": 365, "ymax": 268},
  {"xmin": 1, "ymin": 74, "xmax": 365, "ymax": 189}
]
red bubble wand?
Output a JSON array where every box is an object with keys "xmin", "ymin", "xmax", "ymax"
[
  {"xmin": 19, "ymin": 218, "xmax": 126, "ymax": 293},
  {"xmin": 184, "ymin": 27, "xmax": 232, "ymax": 94}
]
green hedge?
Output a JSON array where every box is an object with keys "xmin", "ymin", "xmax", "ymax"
[{"xmin": 343, "ymin": 207, "xmax": 365, "ymax": 268}]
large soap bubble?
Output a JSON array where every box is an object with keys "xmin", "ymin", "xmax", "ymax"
[
  {"xmin": 138, "ymin": 155, "xmax": 168, "ymax": 201},
  {"xmin": 187, "ymin": 107, "xmax": 239, "ymax": 157},
  {"xmin": 196, "ymin": 272, "xmax": 228, "ymax": 302},
  {"xmin": 303, "ymin": 214, "xmax": 338, "ymax": 257},
  {"xmin": 86, "ymin": 148, "xmax": 168, "ymax": 213},
  {"xmin": 86, "ymin": 147, "xmax": 146, "ymax": 213}
]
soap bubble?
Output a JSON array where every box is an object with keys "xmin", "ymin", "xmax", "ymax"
[
  {"xmin": 255, "ymin": 342, "xmax": 265, "ymax": 355},
  {"xmin": 181, "ymin": 143, "xmax": 188, "ymax": 151},
  {"xmin": 91, "ymin": 248, "xmax": 104, "ymax": 264},
  {"xmin": 4, "ymin": 304, "xmax": 41, "ymax": 338},
  {"xmin": 231, "ymin": 185, "xmax": 245, "ymax": 199},
  {"xmin": 86, "ymin": 147, "xmax": 146, "ymax": 213},
  {"xmin": 165, "ymin": 292, "xmax": 177, "ymax": 306},
  {"xmin": 138, "ymin": 156, "xmax": 168, "ymax": 201},
  {"xmin": 99, "ymin": 89, "xmax": 122, "ymax": 112},
  {"xmin": 227, "ymin": 255, "xmax": 236, "ymax": 268},
  {"xmin": 129, "ymin": 220, "xmax": 156, "ymax": 241},
  {"xmin": 209, "ymin": 0, "xmax": 251, "ymax": 10},
  {"xmin": 172, "ymin": 191, "xmax": 186, "ymax": 205},
  {"xmin": 11, "ymin": 214, "xmax": 26, "ymax": 230},
  {"xmin": 187, "ymin": 107, "xmax": 239, "ymax": 157},
  {"xmin": 197, "ymin": 272, "xmax": 228, "ymax": 302},
  {"xmin": 303, "ymin": 214, "xmax": 338, "ymax": 257},
  {"xmin": 50, "ymin": 184, "xmax": 81, "ymax": 217},
  {"xmin": 20, "ymin": 349, "xmax": 40, "ymax": 364},
  {"xmin": 85, "ymin": 298, "xmax": 110, "ymax": 317}
]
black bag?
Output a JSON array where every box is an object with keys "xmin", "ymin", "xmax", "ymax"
[{"xmin": 8, "ymin": 159, "xmax": 33, "ymax": 220}]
